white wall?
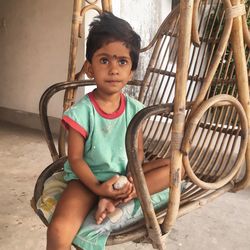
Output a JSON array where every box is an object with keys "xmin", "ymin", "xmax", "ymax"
[
  {"xmin": 0, "ymin": 0, "xmax": 78, "ymax": 118},
  {"xmin": 118, "ymin": 0, "xmax": 171, "ymax": 80}
]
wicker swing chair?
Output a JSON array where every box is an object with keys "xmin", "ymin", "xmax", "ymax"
[{"xmin": 31, "ymin": 0, "xmax": 250, "ymax": 249}]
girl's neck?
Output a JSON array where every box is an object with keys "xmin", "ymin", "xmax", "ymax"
[
  {"xmin": 93, "ymin": 89, "xmax": 122, "ymax": 114},
  {"xmin": 93, "ymin": 89, "xmax": 120, "ymax": 102}
]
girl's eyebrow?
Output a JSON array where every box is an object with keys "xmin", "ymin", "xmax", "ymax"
[{"xmin": 96, "ymin": 53, "xmax": 130, "ymax": 60}]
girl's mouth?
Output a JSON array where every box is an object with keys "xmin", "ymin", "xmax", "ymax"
[{"xmin": 106, "ymin": 80, "xmax": 121, "ymax": 84}]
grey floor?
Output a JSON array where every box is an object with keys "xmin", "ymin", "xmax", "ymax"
[{"xmin": 0, "ymin": 120, "xmax": 249, "ymax": 250}]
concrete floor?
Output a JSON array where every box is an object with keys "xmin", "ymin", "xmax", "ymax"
[{"xmin": 0, "ymin": 120, "xmax": 250, "ymax": 250}]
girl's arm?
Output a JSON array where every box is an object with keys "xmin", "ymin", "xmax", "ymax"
[
  {"xmin": 68, "ymin": 127, "xmax": 131, "ymax": 199},
  {"xmin": 68, "ymin": 127, "xmax": 99, "ymax": 191}
]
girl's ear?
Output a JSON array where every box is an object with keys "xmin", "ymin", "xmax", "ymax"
[{"xmin": 84, "ymin": 60, "xmax": 94, "ymax": 79}]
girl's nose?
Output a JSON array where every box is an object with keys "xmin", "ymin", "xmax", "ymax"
[{"xmin": 109, "ymin": 62, "xmax": 119, "ymax": 75}]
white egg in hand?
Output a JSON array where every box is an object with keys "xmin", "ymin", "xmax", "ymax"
[{"xmin": 113, "ymin": 175, "xmax": 128, "ymax": 190}]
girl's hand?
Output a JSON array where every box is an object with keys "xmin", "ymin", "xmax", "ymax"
[
  {"xmin": 97, "ymin": 175, "xmax": 133, "ymax": 199},
  {"xmin": 123, "ymin": 174, "xmax": 137, "ymax": 203}
]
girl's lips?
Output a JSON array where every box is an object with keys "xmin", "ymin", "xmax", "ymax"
[{"xmin": 106, "ymin": 80, "xmax": 121, "ymax": 84}]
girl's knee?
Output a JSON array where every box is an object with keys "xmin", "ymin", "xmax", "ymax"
[
  {"xmin": 47, "ymin": 219, "xmax": 63, "ymax": 241},
  {"xmin": 156, "ymin": 158, "xmax": 170, "ymax": 168},
  {"xmin": 162, "ymin": 158, "xmax": 170, "ymax": 166},
  {"xmin": 47, "ymin": 219, "xmax": 61, "ymax": 237}
]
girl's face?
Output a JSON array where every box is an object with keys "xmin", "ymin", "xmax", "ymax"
[{"xmin": 86, "ymin": 41, "xmax": 133, "ymax": 96}]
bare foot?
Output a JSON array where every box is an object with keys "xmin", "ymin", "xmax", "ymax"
[{"xmin": 95, "ymin": 198, "xmax": 116, "ymax": 224}]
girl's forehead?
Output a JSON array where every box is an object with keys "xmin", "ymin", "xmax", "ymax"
[{"xmin": 95, "ymin": 41, "xmax": 131, "ymax": 56}]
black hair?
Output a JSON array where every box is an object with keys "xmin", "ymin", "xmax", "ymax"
[{"xmin": 86, "ymin": 12, "xmax": 141, "ymax": 71}]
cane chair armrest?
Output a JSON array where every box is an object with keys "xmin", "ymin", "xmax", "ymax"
[
  {"xmin": 39, "ymin": 80, "xmax": 97, "ymax": 160},
  {"xmin": 125, "ymin": 103, "xmax": 174, "ymax": 239}
]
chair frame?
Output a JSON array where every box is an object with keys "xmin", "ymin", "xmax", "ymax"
[{"xmin": 32, "ymin": 1, "xmax": 250, "ymax": 249}]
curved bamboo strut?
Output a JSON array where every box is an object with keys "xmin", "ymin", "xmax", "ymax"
[
  {"xmin": 230, "ymin": 0, "xmax": 250, "ymax": 191},
  {"xmin": 187, "ymin": 1, "xmax": 222, "ymax": 104},
  {"xmin": 126, "ymin": 105, "xmax": 174, "ymax": 250},
  {"xmin": 79, "ymin": 1, "xmax": 112, "ymax": 48},
  {"xmin": 189, "ymin": 42, "xmax": 236, "ymax": 176},
  {"xmin": 101, "ymin": 0, "xmax": 112, "ymax": 11},
  {"xmin": 191, "ymin": 0, "xmax": 201, "ymax": 46},
  {"xmin": 189, "ymin": 46, "xmax": 238, "ymax": 177},
  {"xmin": 58, "ymin": 0, "xmax": 83, "ymax": 157},
  {"xmin": 140, "ymin": 12, "xmax": 180, "ymax": 158},
  {"xmin": 147, "ymin": 26, "xmax": 179, "ymax": 105},
  {"xmin": 78, "ymin": 5, "xmax": 102, "ymax": 38},
  {"xmin": 242, "ymin": 1, "xmax": 250, "ymax": 48},
  {"xmin": 182, "ymin": 95, "xmax": 248, "ymax": 190},
  {"xmin": 138, "ymin": 11, "xmax": 180, "ymax": 103},
  {"xmin": 161, "ymin": 0, "xmax": 194, "ymax": 234},
  {"xmin": 189, "ymin": 0, "xmax": 233, "ymax": 117},
  {"xmin": 85, "ymin": 0, "xmax": 98, "ymax": 3},
  {"xmin": 140, "ymin": 5, "xmax": 179, "ymax": 53},
  {"xmin": 66, "ymin": 0, "xmax": 83, "ymax": 84}
]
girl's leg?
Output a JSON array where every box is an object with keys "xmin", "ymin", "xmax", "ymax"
[
  {"xmin": 143, "ymin": 158, "xmax": 171, "ymax": 174},
  {"xmin": 143, "ymin": 158, "xmax": 185, "ymax": 194},
  {"xmin": 47, "ymin": 180, "xmax": 97, "ymax": 250},
  {"xmin": 96, "ymin": 159, "xmax": 184, "ymax": 225}
]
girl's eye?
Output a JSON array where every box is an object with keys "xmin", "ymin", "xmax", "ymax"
[
  {"xmin": 119, "ymin": 59, "xmax": 128, "ymax": 65},
  {"xmin": 100, "ymin": 58, "xmax": 109, "ymax": 64}
]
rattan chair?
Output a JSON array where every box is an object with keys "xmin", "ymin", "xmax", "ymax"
[{"xmin": 32, "ymin": 1, "xmax": 250, "ymax": 249}]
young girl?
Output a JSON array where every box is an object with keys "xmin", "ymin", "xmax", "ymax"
[{"xmin": 47, "ymin": 12, "xmax": 180, "ymax": 250}]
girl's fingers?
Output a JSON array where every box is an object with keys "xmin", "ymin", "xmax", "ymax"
[
  {"xmin": 114, "ymin": 183, "xmax": 132, "ymax": 199},
  {"xmin": 128, "ymin": 176, "xmax": 133, "ymax": 182},
  {"xmin": 123, "ymin": 191, "xmax": 136, "ymax": 203},
  {"xmin": 118, "ymin": 182, "xmax": 131, "ymax": 194}
]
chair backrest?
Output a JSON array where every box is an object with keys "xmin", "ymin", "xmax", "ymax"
[
  {"xmin": 123, "ymin": 1, "xmax": 249, "ymax": 246},
  {"xmin": 133, "ymin": 0, "xmax": 249, "ymax": 173}
]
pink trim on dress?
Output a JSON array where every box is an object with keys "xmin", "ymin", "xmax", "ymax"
[
  {"xmin": 88, "ymin": 91, "xmax": 126, "ymax": 119},
  {"xmin": 62, "ymin": 115, "xmax": 88, "ymax": 139}
]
